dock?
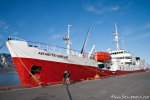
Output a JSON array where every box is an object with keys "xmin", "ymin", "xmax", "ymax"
[{"xmin": 0, "ymin": 72, "xmax": 150, "ymax": 100}]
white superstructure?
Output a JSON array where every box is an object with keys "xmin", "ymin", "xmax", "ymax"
[{"xmin": 107, "ymin": 23, "xmax": 146, "ymax": 71}]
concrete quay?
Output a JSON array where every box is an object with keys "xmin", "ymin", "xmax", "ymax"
[{"xmin": 0, "ymin": 72, "xmax": 150, "ymax": 100}]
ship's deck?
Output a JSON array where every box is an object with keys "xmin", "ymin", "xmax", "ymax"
[{"xmin": 0, "ymin": 72, "xmax": 150, "ymax": 100}]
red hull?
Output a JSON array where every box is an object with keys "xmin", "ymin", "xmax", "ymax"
[{"xmin": 12, "ymin": 57, "xmax": 145, "ymax": 87}]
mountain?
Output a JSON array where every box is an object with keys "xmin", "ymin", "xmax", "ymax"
[{"xmin": 0, "ymin": 53, "xmax": 16, "ymax": 72}]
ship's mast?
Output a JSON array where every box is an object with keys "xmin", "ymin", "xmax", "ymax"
[
  {"xmin": 63, "ymin": 24, "xmax": 72, "ymax": 55},
  {"xmin": 114, "ymin": 22, "xmax": 119, "ymax": 50}
]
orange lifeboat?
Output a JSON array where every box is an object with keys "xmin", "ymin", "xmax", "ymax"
[{"xmin": 94, "ymin": 52, "xmax": 111, "ymax": 62}]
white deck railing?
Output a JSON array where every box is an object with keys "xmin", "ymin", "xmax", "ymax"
[
  {"xmin": 9, "ymin": 36, "xmax": 94, "ymax": 57},
  {"xmin": 28, "ymin": 41, "xmax": 80, "ymax": 55}
]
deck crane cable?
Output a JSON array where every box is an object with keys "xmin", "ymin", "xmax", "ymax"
[{"xmin": 8, "ymin": 41, "xmax": 42, "ymax": 86}]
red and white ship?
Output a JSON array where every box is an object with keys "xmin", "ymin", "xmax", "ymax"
[{"xmin": 6, "ymin": 24, "xmax": 146, "ymax": 87}]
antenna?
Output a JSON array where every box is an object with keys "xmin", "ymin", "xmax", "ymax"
[
  {"xmin": 113, "ymin": 22, "xmax": 120, "ymax": 50},
  {"xmin": 63, "ymin": 24, "xmax": 72, "ymax": 55},
  {"xmin": 113, "ymin": 22, "xmax": 124, "ymax": 50}
]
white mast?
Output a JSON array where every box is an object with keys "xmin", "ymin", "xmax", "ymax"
[
  {"xmin": 114, "ymin": 22, "xmax": 119, "ymax": 50},
  {"xmin": 63, "ymin": 24, "xmax": 72, "ymax": 55}
]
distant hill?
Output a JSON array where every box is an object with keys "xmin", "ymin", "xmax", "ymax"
[{"xmin": 0, "ymin": 53, "xmax": 16, "ymax": 72}]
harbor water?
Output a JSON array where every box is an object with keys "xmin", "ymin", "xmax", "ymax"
[{"xmin": 0, "ymin": 72, "xmax": 21, "ymax": 87}]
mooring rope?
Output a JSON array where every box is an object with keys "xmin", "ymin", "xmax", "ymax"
[
  {"xmin": 8, "ymin": 41, "xmax": 42, "ymax": 86},
  {"xmin": 0, "ymin": 41, "xmax": 6, "ymax": 49}
]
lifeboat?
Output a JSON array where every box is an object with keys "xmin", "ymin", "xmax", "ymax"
[{"xmin": 94, "ymin": 52, "xmax": 111, "ymax": 62}]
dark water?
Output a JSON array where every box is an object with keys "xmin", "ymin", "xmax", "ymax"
[{"xmin": 0, "ymin": 72, "xmax": 21, "ymax": 87}]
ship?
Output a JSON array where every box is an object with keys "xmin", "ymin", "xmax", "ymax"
[
  {"xmin": 5, "ymin": 24, "xmax": 145, "ymax": 87},
  {"xmin": 107, "ymin": 23, "xmax": 146, "ymax": 74}
]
